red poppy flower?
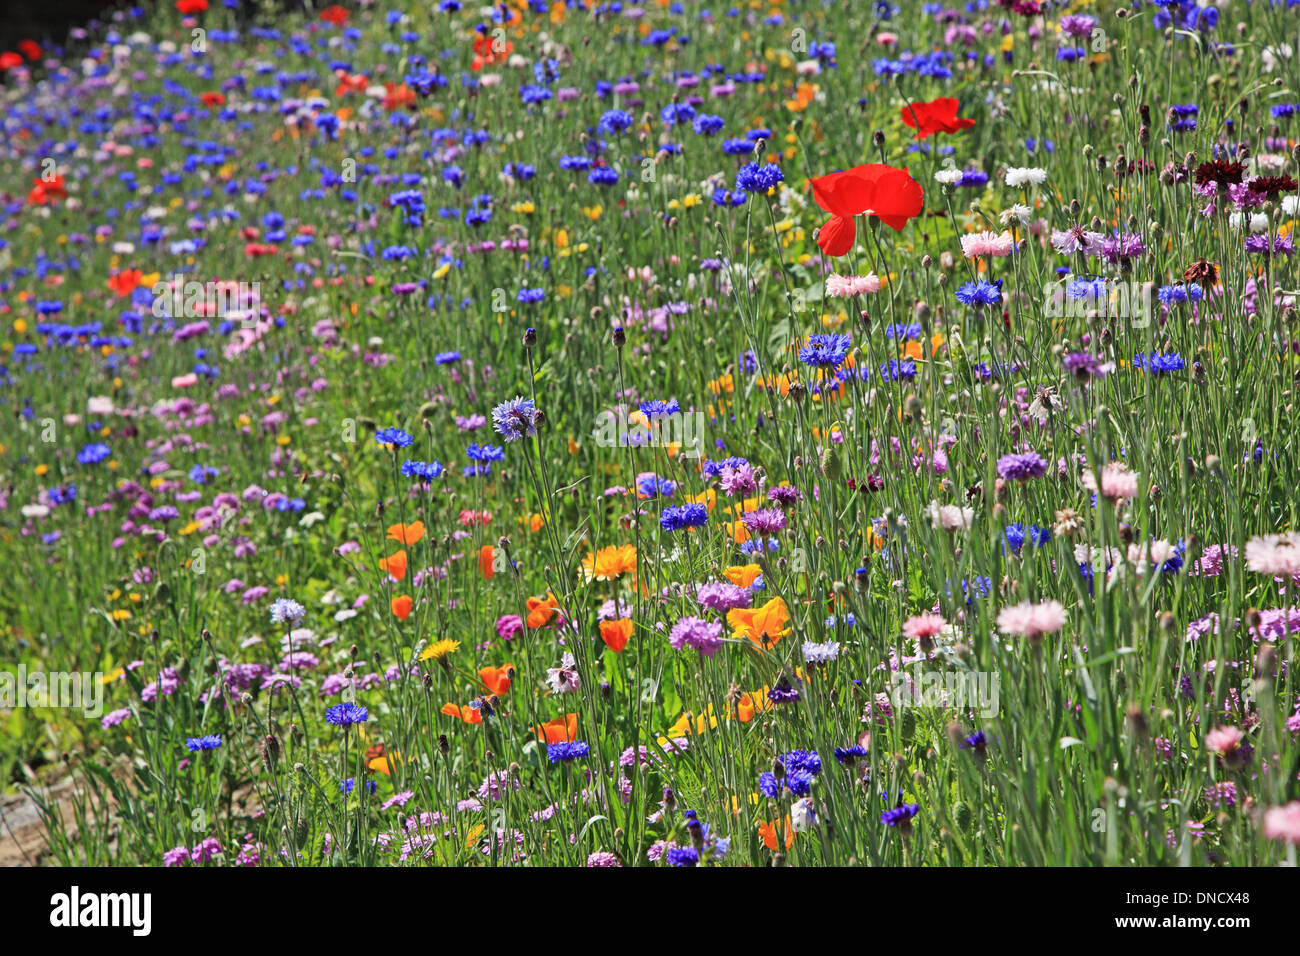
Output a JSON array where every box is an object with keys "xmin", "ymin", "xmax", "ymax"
[
  {"xmin": 18, "ymin": 40, "xmax": 42, "ymax": 62},
  {"xmin": 901, "ymin": 97, "xmax": 975, "ymax": 140},
  {"xmin": 176, "ymin": 0, "xmax": 209, "ymax": 14},
  {"xmin": 809, "ymin": 164, "xmax": 923, "ymax": 257},
  {"xmin": 200, "ymin": 91, "xmax": 226, "ymax": 107},
  {"xmin": 27, "ymin": 174, "xmax": 67, "ymax": 207},
  {"xmin": 320, "ymin": 4, "xmax": 349, "ymax": 24},
  {"xmin": 107, "ymin": 270, "xmax": 145, "ymax": 298},
  {"xmin": 0, "ymin": 52, "xmax": 25, "ymax": 71},
  {"xmin": 382, "ymin": 83, "xmax": 416, "ymax": 111}
]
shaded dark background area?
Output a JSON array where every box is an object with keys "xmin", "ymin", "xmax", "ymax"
[
  {"xmin": 0, "ymin": 0, "xmax": 126, "ymax": 51},
  {"xmin": 0, "ymin": 0, "xmax": 313, "ymax": 54}
]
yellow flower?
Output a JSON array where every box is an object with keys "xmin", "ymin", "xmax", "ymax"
[
  {"xmin": 420, "ymin": 638, "xmax": 460, "ymax": 662},
  {"xmin": 581, "ymin": 544, "xmax": 638, "ymax": 582}
]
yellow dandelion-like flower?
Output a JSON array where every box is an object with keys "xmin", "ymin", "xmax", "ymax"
[{"xmin": 420, "ymin": 638, "xmax": 460, "ymax": 662}]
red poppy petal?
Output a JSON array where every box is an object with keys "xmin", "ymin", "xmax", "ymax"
[
  {"xmin": 811, "ymin": 169, "xmax": 876, "ymax": 217},
  {"xmin": 816, "ymin": 215, "xmax": 857, "ymax": 257},
  {"xmin": 861, "ymin": 170, "xmax": 924, "ymax": 230}
]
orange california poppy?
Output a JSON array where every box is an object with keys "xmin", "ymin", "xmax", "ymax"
[
  {"xmin": 478, "ymin": 664, "xmax": 513, "ymax": 697},
  {"xmin": 581, "ymin": 544, "xmax": 638, "ymax": 582},
  {"xmin": 733, "ymin": 691, "xmax": 772, "ymax": 723},
  {"xmin": 599, "ymin": 618, "xmax": 634, "ymax": 654},
  {"xmin": 535, "ymin": 713, "xmax": 579, "ymax": 744},
  {"xmin": 526, "ymin": 593, "xmax": 560, "ymax": 629},
  {"xmin": 480, "ymin": 544, "xmax": 496, "ymax": 579},
  {"xmin": 723, "ymin": 564, "xmax": 763, "ymax": 588},
  {"xmin": 387, "ymin": 521, "xmax": 425, "ymax": 546},
  {"xmin": 441, "ymin": 702, "xmax": 482, "ymax": 725},
  {"xmin": 727, "ymin": 596, "xmax": 791, "ymax": 650},
  {"xmin": 758, "ymin": 816, "xmax": 795, "ymax": 851},
  {"xmin": 391, "ymin": 594, "xmax": 413, "ymax": 621},
  {"xmin": 381, "ymin": 550, "xmax": 408, "ymax": 581}
]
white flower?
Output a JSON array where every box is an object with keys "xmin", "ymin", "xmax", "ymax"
[
  {"xmin": 1005, "ymin": 166, "xmax": 1047, "ymax": 188},
  {"xmin": 791, "ymin": 798, "xmax": 818, "ymax": 831},
  {"xmin": 934, "ymin": 168, "xmax": 963, "ymax": 186},
  {"xmin": 928, "ymin": 500, "xmax": 974, "ymax": 532},
  {"xmin": 1282, "ymin": 195, "xmax": 1300, "ymax": 216},
  {"xmin": 1000, "ymin": 203, "xmax": 1032, "ymax": 226},
  {"xmin": 801, "ymin": 641, "xmax": 840, "ymax": 664}
]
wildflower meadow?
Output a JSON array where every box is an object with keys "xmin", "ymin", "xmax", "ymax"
[{"xmin": 2, "ymin": 0, "xmax": 1300, "ymax": 888}]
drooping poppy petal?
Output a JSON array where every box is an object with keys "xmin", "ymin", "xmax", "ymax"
[
  {"xmin": 480, "ymin": 544, "xmax": 496, "ymax": 579},
  {"xmin": 816, "ymin": 214, "xmax": 857, "ymax": 257},
  {"xmin": 391, "ymin": 594, "xmax": 414, "ymax": 621}
]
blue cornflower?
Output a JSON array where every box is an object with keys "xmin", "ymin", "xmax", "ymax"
[
  {"xmin": 960, "ymin": 731, "xmax": 987, "ymax": 752},
  {"xmin": 666, "ymin": 845, "xmax": 699, "ymax": 867},
  {"xmin": 401, "ymin": 459, "xmax": 445, "ymax": 481},
  {"xmin": 1132, "ymin": 352, "xmax": 1185, "ymax": 374},
  {"xmin": 954, "ymin": 280, "xmax": 1003, "ymax": 307},
  {"xmin": 77, "ymin": 443, "xmax": 112, "ymax": 465},
  {"xmin": 597, "ymin": 109, "xmax": 634, "ymax": 135},
  {"xmin": 884, "ymin": 323, "xmax": 923, "ymax": 340},
  {"xmin": 639, "ymin": 399, "xmax": 680, "ymax": 420},
  {"xmin": 660, "ymin": 504, "xmax": 708, "ymax": 532},
  {"xmin": 491, "ymin": 396, "xmax": 538, "ymax": 442},
  {"xmin": 325, "ymin": 702, "xmax": 369, "ymax": 727},
  {"xmin": 341, "ymin": 778, "xmax": 378, "ymax": 795},
  {"xmin": 798, "ymin": 333, "xmax": 851, "ymax": 369},
  {"xmin": 376, "ymin": 427, "xmax": 414, "ymax": 448},
  {"xmin": 882, "ymin": 803, "xmax": 921, "ymax": 828},
  {"xmin": 637, "ymin": 474, "xmax": 677, "ymax": 499},
  {"xmin": 879, "ymin": 359, "xmax": 918, "ymax": 382},
  {"xmin": 185, "ymin": 735, "xmax": 223, "ymax": 752},
  {"xmin": 546, "ymin": 740, "xmax": 590, "ymax": 763},
  {"xmin": 780, "ymin": 749, "xmax": 822, "ymax": 776},
  {"xmin": 734, "ymin": 161, "xmax": 784, "ymax": 194},
  {"xmin": 834, "ymin": 745, "xmax": 868, "ymax": 764},
  {"xmin": 466, "ymin": 443, "xmax": 505, "ymax": 462},
  {"xmin": 691, "ymin": 113, "xmax": 725, "ymax": 136}
]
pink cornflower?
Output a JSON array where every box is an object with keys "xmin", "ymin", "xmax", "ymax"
[
  {"xmin": 1082, "ymin": 461, "xmax": 1139, "ymax": 501},
  {"xmin": 825, "ymin": 272, "xmax": 882, "ymax": 298},
  {"xmin": 1263, "ymin": 802, "xmax": 1300, "ymax": 845},
  {"xmin": 1245, "ymin": 533, "xmax": 1300, "ymax": 576},
  {"xmin": 996, "ymin": 600, "xmax": 1067, "ymax": 641},
  {"xmin": 1204, "ymin": 725, "xmax": 1244, "ymax": 758},
  {"xmin": 960, "ymin": 229, "xmax": 1015, "ymax": 258}
]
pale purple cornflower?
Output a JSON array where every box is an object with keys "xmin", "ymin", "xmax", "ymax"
[
  {"xmin": 696, "ymin": 581, "xmax": 752, "ymax": 613},
  {"xmin": 668, "ymin": 616, "xmax": 724, "ymax": 656},
  {"xmin": 740, "ymin": 508, "xmax": 787, "ymax": 535},
  {"xmin": 996, "ymin": 451, "xmax": 1047, "ymax": 482},
  {"xmin": 269, "ymin": 598, "xmax": 306, "ymax": 625}
]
